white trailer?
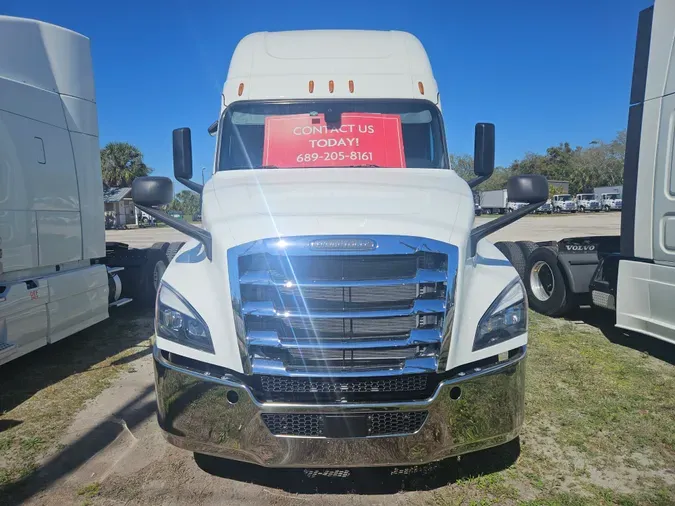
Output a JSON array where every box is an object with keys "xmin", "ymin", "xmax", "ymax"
[
  {"xmin": 479, "ymin": 189, "xmax": 508, "ymax": 214},
  {"xmin": 0, "ymin": 17, "xmax": 180, "ymax": 365},
  {"xmin": 129, "ymin": 29, "xmax": 550, "ymax": 467},
  {"xmin": 499, "ymin": 1, "xmax": 675, "ymax": 346}
]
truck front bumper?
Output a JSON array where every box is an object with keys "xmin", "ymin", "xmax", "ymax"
[{"xmin": 154, "ymin": 347, "xmax": 526, "ymax": 468}]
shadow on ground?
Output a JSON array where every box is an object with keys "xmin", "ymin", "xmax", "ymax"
[
  {"xmin": 3, "ymin": 386, "xmax": 156, "ymax": 505},
  {"xmin": 194, "ymin": 438, "xmax": 520, "ymax": 494},
  {"xmin": 0, "ymin": 307, "xmax": 153, "ymax": 414},
  {"xmin": 566, "ymin": 307, "xmax": 675, "ymax": 366}
]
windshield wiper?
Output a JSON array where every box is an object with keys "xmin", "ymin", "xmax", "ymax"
[{"xmin": 346, "ymin": 164, "xmax": 382, "ymax": 168}]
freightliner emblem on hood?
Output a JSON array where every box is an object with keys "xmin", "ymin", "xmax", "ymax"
[{"xmin": 309, "ymin": 238, "xmax": 377, "ymax": 251}]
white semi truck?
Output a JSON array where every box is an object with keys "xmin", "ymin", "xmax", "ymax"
[
  {"xmin": 479, "ymin": 188, "xmax": 528, "ymax": 214},
  {"xmin": 496, "ymin": 1, "xmax": 675, "ymax": 346},
  {"xmin": 0, "ymin": 17, "xmax": 179, "ymax": 365},
  {"xmin": 132, "ymin": 30, "xmax": 549, "ymax": 467}
]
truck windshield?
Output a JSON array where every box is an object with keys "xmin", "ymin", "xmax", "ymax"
[
  {"xmin": 605, "ymin": 194, "xmax": 620, "ymax": 199},
  {"xmin": 558, "ymin": 195, "xmax": 572, "ymax": 201},
  {"xmin": 578, "ymin": 194, "xmax": 594, "ymax": 200},
  {"xmin": 217, "ymin": 99, "xmax": 448, "ymax": 170}
]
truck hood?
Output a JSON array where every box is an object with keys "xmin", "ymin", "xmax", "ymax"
[{"xmin": 203, "ymin": 168, "xmax": 474, "ymax": 252}]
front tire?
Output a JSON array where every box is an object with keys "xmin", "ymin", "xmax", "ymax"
[{"xmin": 525, "ymin": 246, "xmax": 576, "ymax": 317}]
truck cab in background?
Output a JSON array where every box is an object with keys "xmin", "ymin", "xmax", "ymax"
[
  {"xmin": 575, "ymin": 193, "xmax": 601, "ymax": 212},
  {"xmin": 600, "ymin": 192, "xmax": 623, "ymax": 211},
  {"xmin": 552, "ymin": 194, "xmax": 577, "ymax": 213},
  {"xmin": 132, "ymin": 29, "xmax": 548, "ymax": 468},
  {"xmin": 497, "ymin": 1, "xmax": 675, "ymax": 347},
  {"xmin": 0, "ymin": 17, "xmax": 177, "ymax": 365}
]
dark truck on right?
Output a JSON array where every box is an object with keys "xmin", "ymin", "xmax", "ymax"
[{"xmin": 494, "ymin": 0, "xmax": 675, "ymax": 346}]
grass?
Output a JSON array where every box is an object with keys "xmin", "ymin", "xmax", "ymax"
[
  {"xmin": 0, "ymin": 305, "xmax": 672, "ymax": 505},
  {"xmin": 426, "ymin": 311, "xmax": 675, "ymax": 506},
  {"xmin": 0, "ymin": 308, "xmax": 153, "ymax": 493}
]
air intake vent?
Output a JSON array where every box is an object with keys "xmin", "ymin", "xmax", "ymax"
[{"xmin": 261, "ymin": 411, "xmax": 428, "ymax": 438}]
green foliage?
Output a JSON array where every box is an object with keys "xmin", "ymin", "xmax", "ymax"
[
  {"xmin": 100, "ymin": 142, "xmax": 153, "ymax": 187},
  {"xmin": 450, "ymin": 130, "xmax": 626, "ymax": 194},
  {"xmin": 168, "ymin": 190, "xmax": 200, "ymax": 217}
]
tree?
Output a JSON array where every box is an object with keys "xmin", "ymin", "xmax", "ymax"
[
  {"xmin": 100, "ymin": 142, "xmax": 153, "ymax": 187},
  {"xmin": 168, "ymin": 190, "xmax": 201, "ymax": 217}
]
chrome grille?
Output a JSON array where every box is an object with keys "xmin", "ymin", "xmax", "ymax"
[
  {"xmin": 259, "ymin": 375, "xmax": 428, "ymax": 393},
  {"xmin": 228, "ymin": 235, "xmax": 458, "ymax": 377},
  {"xmin": 261, "ymin": 411, "xmax": 428, "ymax": 438}
]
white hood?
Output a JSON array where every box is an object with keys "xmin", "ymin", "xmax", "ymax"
[{"xmin": 202, "ymin": 167, "xmax": 474, "ymax": 255}]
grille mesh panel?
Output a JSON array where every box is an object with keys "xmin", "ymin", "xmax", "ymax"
[
  {"xmin": 260, "ymin": 375, "xmax": 428, "ymax": 393},
  {"xmin": 261, "ymin": 412, "xmax": 428, "ymax": 437},
  {"xmin": 369, "ymin": 412, "xmax": 428, "ymax": 436},
  {"xmin": 247, "ymin": 315, "xmax": 421, "ymax": 339}
]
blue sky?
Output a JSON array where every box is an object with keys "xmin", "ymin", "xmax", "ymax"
[{"xmin": 4, "ymin": 0, "xmax": 653, "ymax": 180}]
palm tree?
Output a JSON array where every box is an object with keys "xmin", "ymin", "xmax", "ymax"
[{"xmin": 100, "ymin": 142, "xmax": 152, "ymax": 187}]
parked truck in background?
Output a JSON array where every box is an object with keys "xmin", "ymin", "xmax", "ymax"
[
  {"xmin": 479, "ymin": 189, "xmax": 508, "ymax": 214},
  {"xmin": 0, "ymin": 17, "xmax": 180, "ymax": 365},
  {"xmin": 551, "ymin": 194, "xmax": 578, "ymax": 213},
  {"xmin": 574, "ymin": 193, "xmax": 602, "ymax": 212},
  {"xmin": 130, "ymin": 29, "xmax": 549, "ymax": 468},
  {"xmin": 600, "ymin": 192, "xmax": 623, "ymax": 211},
  {"xmin": 495, "ymin": 1, "xmax": 675, "ymax": 346}
]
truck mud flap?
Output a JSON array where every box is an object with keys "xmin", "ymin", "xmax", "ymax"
[{"xmin": 555, "ymin": 236, "xmax": 620, "ymax": 294}]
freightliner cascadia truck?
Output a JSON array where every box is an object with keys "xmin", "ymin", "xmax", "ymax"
[
  {"xmin": 0, "ymin": 16, "xmax": 181, "ymax": 365},
  {"xmin": 132, "ymin": 30, "xmax": 549, "ymax": 467}
]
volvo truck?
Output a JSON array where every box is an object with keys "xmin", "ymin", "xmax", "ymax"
[
  {"xmin": 498, "ymin": 1, "xmax": 675, "ymax": 346},
  {"xmin": 0, "ymin": 16, "xmax": 178, "ymax": 365},
  {"xmin": 132, "ymin": 30, "xmax": 548, "ymax": 467}
]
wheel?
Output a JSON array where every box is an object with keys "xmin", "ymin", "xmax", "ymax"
[
  {"xmin": 485, "ymin": 209, "xmax": 492, "ymax": 215},
  {"xmin": 604, "ymin": 205, "xmax": 610, "ymax": 211},
  {"xmin": 151, "ymin": 242, "xmax": 170, "ymax": 258},
  {"xmin": 579, "ymin": 206, "xmax": 585, "ymax": 213},
  {"xmin": 165, "ymin": 242, "xmax": 185, "ymax": 264},
  {"xmin": 516, "ymin": 240, "xmax": 538, "ymax": 260},
  {"xmin": 547, "ymin": 210, "xmax": 552, "ymax": 214},
  {"xmin": 495, "ymin": 241, "xmax": 527, "ymax": 281},
  {"xmin": 571, "ymin": 210, "xmax": 577, "ymax": 213},
  {"xmin": 525, "ymin": 246, "xmax": 577, "ymax": 317},
  {"xmin": 508, "ymin": 208, "xmax": 513, "ymax": 213}
]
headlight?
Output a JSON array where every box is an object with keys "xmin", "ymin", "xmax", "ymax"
[
  {"xmin": 156, "ymin": 283, "xmax": 214, "ymax": 353},
  {"xmin": 473, "ymin": 277, "xmax": 527, "ymax": 351}
]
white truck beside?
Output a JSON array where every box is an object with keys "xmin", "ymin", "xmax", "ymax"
[
  {"xmin": 498, "ymin": 1, "xmax": 675, "ymax": 346},
  {"xmin": 479, "ymin": 188, "xmax": 527, "ymax": 214},
  {"xmin": 131, "ymin": 30, "xmax": 549, "ymax": 467},
  {"xmin": 551, "ymin": 194, "xmax": 578, "ymax": 213},
  {"xmin": 574, "ymin": 193, "xmax": 602, "ymax": 212},
  {"xmin": 0, "ymin": 17, "xmax": 179, "ymax": 365}
]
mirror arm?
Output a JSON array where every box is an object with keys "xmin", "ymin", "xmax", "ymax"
[
  {"xmin": 176, "ymin": 177, "xmax": 204, "ymax": 194},
  {"xmin": 469, "ymin": 201, "xmax": 545, "ymax": 256},
  {"xmin": 135, "ymin": 204, "xmax": 212, "ymax": 260},
  {"xmin": 468, "ymin": 175, "xmax": 490, "ymax": 189}
]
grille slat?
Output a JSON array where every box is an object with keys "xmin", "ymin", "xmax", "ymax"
[
  {"xmin": 260, "ymin": 375, "xmax": 428, "ymax": 394},
  {"xmin": 261, "ymin": 412, "xmax": 428, "ymax": 437}
]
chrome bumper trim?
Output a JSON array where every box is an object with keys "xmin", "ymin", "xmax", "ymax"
[
  {"xmin": 153, "ymin": 346, "xmax": 526, "ymax": 467},
  {"xmin": 250, "ymin": 356, "xmax": 438, "ymax": 377},
  {"xmin": 241, "ymin": 299, "xmax": 446, "ymax": 318},
  {"xmin": 247, "ymin": 328, "xmax": 441, "ymax": 350},
  {"xmin": 239, "ymin": 268, "xmax": 448, "ymax": 287}
]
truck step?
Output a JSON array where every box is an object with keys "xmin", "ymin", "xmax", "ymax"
[
  {"xmin": 591, "ymin": 290, "xmax": 616, "ymax": 310},
  {"xmin": 109, "ymin": 297, "xmax": 133, "ymax": 308},
  {"xmin": 0, "ymin": 342, "xmax": 18, "ymax": 360}
]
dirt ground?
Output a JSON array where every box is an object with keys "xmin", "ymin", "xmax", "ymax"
[
  {"xmin": 105, "ymin": 212, "xmax": 622, "ymax": 248},
  {"xmin": 5, "ymin": 211, "xmax": 672, "ymax": 506}
]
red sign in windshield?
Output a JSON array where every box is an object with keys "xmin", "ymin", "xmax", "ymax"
[{"xmin": 262, "ymin": 113, "xmax": 406, "ymax": 168}]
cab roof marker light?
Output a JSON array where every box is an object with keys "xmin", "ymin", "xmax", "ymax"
[
  {"xmin": 238, "ymin": 82, "xmax": 245, "ymax": 96},
  {"xmin": 418, "ymin": 81, "xmax": 425, "ymax": 95},
  {"xmin": 328, "ymin": 80, "xmax": 334, "ymax": 93},
  {"xmin": 308, "ymin": 80, "xmax": 315, "ymax": 93},
  {"xmin": 349, "ymin": 80, "xmax": 354, "ymax": 93}
]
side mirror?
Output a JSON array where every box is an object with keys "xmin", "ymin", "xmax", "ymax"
[
  {"xmin": 131, "ymin": 176, "xmax": 173, "ymax": 207},
  {"xmin": 507, "ymin": 174, "xmax": 549, "ymax": 203},
  {"xmin": 173, "ymin": 128, "xmax": 193, "ymax": 180},
  {"xmin": 473, "ymin": 123, "xmax": 495, "ymax": 177},
  {"xmin": 469, "ymin": 174, "xmax": 548, "ymax": 256}
]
